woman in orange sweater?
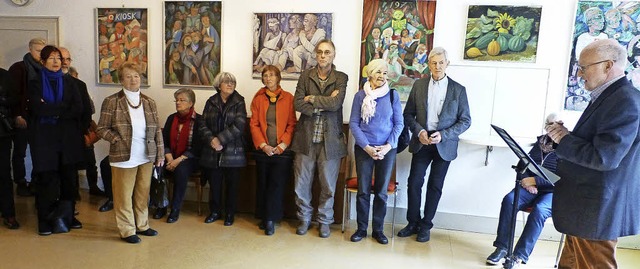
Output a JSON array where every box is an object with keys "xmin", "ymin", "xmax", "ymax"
[{"xmin": 249, "ymin": 65, "xmax": 296, "ymax": 236}]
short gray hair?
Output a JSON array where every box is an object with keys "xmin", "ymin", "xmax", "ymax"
[
  {"xmin": 428, "ymin": 47, "xmax": 448, "ymax": 62},
  {"xmin": 366, "ymin": 59, "xmax": 387, "ymax": 78},
  {"xmin": 212, "ymin": 72, "xmax": 237, "ymax": 91},
  {"xmin": 174, "ymin": 88, "xmax": 196, "ymax": 104},
  {"xmin": 585, "ymin": 39, "xmax": 627, "ymax": 69},
  {"xmin": 545, "ymin": 113, "xmax": 560, "ymax": 124}
]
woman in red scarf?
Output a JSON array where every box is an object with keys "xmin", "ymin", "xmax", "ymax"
[
  {"xmin": 157, "ymin": 88, "xmax": 202, "ymax": 223},
  {"xmin": 249, "ymin": 65, "xmax": 296, "ymax": 235}
]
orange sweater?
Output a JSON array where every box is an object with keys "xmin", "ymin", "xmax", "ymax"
[{"xmin": 249, "ymin": 87, "xmax": 297, "ymax": 150}]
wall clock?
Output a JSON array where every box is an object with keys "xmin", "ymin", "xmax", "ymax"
[{"xmin": 11, "ymin": 0, "xmax": 31, "ymax": 6}]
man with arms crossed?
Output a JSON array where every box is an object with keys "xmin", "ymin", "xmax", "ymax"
[
  {"xmin": 291, "ymin": 39, "xmax": 348, "ymax": 238},
  {"xmin": 546, "ymin": 39, "xmax": 640, "ymax": 268},
  {"xmin": 398, "ymin": 47, "xmax": 471, "ymax": 242}
]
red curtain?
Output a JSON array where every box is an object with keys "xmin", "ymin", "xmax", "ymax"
[
  {"xmin": 360, "ymin": 0, "xmax": 380, "ymax": 68},
  {"xmin": 417, "ymin": 0, "xmax": 437, "ymax": 51}
]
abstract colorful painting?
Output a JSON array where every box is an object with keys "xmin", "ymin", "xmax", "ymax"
[
  {"xmin": 96, "ymin": 8, "xmax": 149, "ymax": 85},
  {"xmin": 358, "ymin": 0, "xmax": 437, "ymax": 101},
  {"xmin": 164, "ymin": 1, "xmax": 222, "ymax": 87},
  {"xmin": 565, "ymin": 1, "xmax": 640, "ymax": 111},
  {"xmin": 463, "ymin": 5, "xmax": 542, "ymax": 63},
  {"xmin": 251, "ymin": 13, "xmax": 333, "ymax": 80}
]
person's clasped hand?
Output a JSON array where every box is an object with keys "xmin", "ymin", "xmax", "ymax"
[{"xmin": 545, "ymin": 120, "xmax": 569, "ymax": 144}]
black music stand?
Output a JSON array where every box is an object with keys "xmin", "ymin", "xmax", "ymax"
[{"xmin": 490, "ymin": 124, "xmax": 559, "ymax": 269}]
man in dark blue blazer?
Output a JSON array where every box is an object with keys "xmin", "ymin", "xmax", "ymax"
[
  {"xmin": 399, "ymin": 47, "xmax": 471, "ymax": 242},
  {"xmin": 546, "ymin": 39, "xmax": 640, "ymax": 268}
]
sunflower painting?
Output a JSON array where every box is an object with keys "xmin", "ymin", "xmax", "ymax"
[{"xmin": 464, "ymin": 5, "xmax": 542, "ymax": 62}]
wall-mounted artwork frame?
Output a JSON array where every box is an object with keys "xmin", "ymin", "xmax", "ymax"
[
  {"xmin": 565, "ymin": 1, "xmax": 640, "ymax": 111},
  {"xmin": 358, "ymin": 0, "xmax": 438, "ymax": 102},
  {"xmin": 463, "ymin": 5, "xmax": 542, "ymax": 63},
  {"xmin": 164, "ymin": 1, "xmax": 222, "ymax": 87},
  {"xmin": 96, "ymin": 8, "xmax": 149, "ymax": 86},
  {"xmin": 251, "ymin": 12, "xmax": 333, "ymax": 80}
]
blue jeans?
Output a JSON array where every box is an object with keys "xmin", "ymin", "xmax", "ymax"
[
  {"xmin": 354, "ymin": 146, "xmax": 396, "ymax": 232},
  {"xmin": 406, "ymin": 145, "xmax": 451, "ymax": 230},
  {"xmin": 494, "ymin": 186, "xmax": 553, "ymax": 262}
]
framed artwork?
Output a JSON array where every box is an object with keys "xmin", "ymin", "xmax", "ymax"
[
  {"xmin": 251, "ymin": 13, "xmax": 333, "ymax": 80},
  {"xmin": 164, "ymin": 1, "xmax": 222, "ymax": 87},
  {"xmin": 565, "ymin": 1, "xmax": 640, "ymax": 111},
  {"xmin": 463, "ymin": 5, "xmax": 542, "ymax": 63},
  {"xmin": 96, "ymin": 8, "xmax": 149, "ymax": 86},
  {"xmin": 358, "ymin": 0, "xmax": 438, "ymax": 102}
]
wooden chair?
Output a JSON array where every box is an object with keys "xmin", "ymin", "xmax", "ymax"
[
  {"xmin": 166, "ymin": 170, "xmax": 204, "ymax": 216},
  {"xmin": 341, "ymin": 166, "xmax": 399, "ymax": 238}
]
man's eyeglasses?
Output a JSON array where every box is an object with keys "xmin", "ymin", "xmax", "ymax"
[
  {"xmin": 577, "ymin": 59, "xmax": 611, "ymax": 73},
  {"xmin": 62, "ymin": 58, "xmax": 72, "ymax": 63}
]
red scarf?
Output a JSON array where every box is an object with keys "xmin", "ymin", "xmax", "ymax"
[{"xmin": 170, "ymin": 107, "xmax": 194, "ymax": 157}]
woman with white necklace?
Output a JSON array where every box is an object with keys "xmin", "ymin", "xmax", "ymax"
[
  {"xmin": 96, "ymin": 62, "xmax": 164, "ymax": 244},
  {"xmin": 348, "ymin": 59, "xmax": 404, "ymax": 245}
]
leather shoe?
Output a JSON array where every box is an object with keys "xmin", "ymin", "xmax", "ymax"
[
  {"xmin": 264, "ymin": 221, "xmax": 275, "ymax": 236},
  {"xmin": 3, "ymin": 217, "xmax": 20, "ymax": 229},
  {"xmin": 167, "ymin": 209, "xmax": 179, "ymax": 223},
  {"xmin": 486, "ymin": 247, "xmax": 508, "ymax": 265},
  {"xmin": 70, "ymin": 217, "xmax": 82, "ymax": 229},
  {"xmin": 372, "ymin": 231, "xmax": 389, "ymax": 244},
  {"xmin": 397, "ymin": 224, "xmax": 420, "ymax": 237},
  {"xmin": 204, "ymin": 212, "xmax": 219, "ymax": 223},
  {"xmin": 38, "ymin": 221, "xmax": 52, "ymax": 236},
  {"xmin": 350, "ymin": 229, "xmax": 367, "ymax": 242},
  {"xmin": 153, "ymin": 207, "xmax": 167, "ymax": 219},
  {"xmin": 296, "ymin": 221, "xmax": 310, "ymax": 235},
  {"xmin": 258, "ymin": 221, "xmax": 265, "ymax": 230},
  {"xmin": 99, "ymin": 199, "xmax": 113, "ymax": 212},
  {"xmin": 224, "ymin": 214, "xmax": 234, "ymax": 226},
  {"xmin": 136, "ymin": 228, "xmax": 158, "ymax": 236},
  {"xmin": 122, "ymin": 235, "xmax": 141, "ymax": 244},
  {"xmin": 416, "ymin": 228, "xmax": 430, "ymax": 242}
]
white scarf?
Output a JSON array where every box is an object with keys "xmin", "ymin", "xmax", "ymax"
[{"xmin": 361, "ymin": 81, "xmax": 390, "ymax": 124}]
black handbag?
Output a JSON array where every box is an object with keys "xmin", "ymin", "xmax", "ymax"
[{"xmin": 149, "ymin": 166, "xmax": 169, "ymax": 208}]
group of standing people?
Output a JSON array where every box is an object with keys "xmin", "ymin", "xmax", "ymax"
[
  {"xmin": 2, "ymin": 34, "xmax": 636, "ymax": 269},
  {"xmin": 0, "ymin": 38, "xmax": 101, "ymax": 235}
]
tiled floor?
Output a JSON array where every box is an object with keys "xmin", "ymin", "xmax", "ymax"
[{"xmin": 1, "ymin": 191, "xmax": 639, "ymax": 268}]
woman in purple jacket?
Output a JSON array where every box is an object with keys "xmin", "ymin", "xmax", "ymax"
[{"xmin": 348, "ymin": 59, "xmax": 404, "ymax": 245}]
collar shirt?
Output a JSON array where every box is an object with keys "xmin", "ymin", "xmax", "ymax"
[
  {"xmin": 590, "ymin": 75, "xmax": 625, "ymax": 102},
  {"xmin": 427, "ymin": 75, "xmax": 448, "ymax": 131}
]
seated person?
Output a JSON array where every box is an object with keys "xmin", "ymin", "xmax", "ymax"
[{"xmin": 486, "ymin": 113, "xmax": 560, "ymax": 266}]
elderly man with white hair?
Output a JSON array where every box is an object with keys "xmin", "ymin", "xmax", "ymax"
[
  {"xmin": 399, "ymin": 47, "xmax": 471, "ymax": 243},
  {"xmin": 546, "ymin": 38, "xmax": 640, "ymax": 268},
  {"xmin": 348, "ymin": 59, "xmax": 404, "ymax": 244}
]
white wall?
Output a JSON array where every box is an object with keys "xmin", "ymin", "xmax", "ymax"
[{"xmin": 1, "ymin": 0, "xmax": 621, "ymax": 238}]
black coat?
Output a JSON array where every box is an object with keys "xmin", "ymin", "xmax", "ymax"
[
  {"xmin": 198, "ymin": 91, "xmax": 247, "ymax": 168},
  {"xmin": 27, "ymin": 74, "xmax": 84, "ymax": 173},
  {"xmin": 0, "ymin": 68, "xmax": 17, "ymax": 138}
]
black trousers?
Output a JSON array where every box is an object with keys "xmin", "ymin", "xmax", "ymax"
[
  {"xmin": 406, "ymin": 145, "xmax": 451, "ymax": 230},
  {"xmin": 0, "ymin": 136, "xmax": 15, "ymax": 218},
  {"xmin": 11, "ymin": 127, "xmax": 28, "ymax": 183},
  {"xmin": 99, "ymin": 156, "xmax": 113, "ymax": 199},
  {"xmin": 255, "ymin": 153, "xmax": 292, "ymax": 222},
  {"xmin": 34, "ymin": 163, "xmax": 78, "ymax": 222},
  {"xmin": 82, "ymin": 146, "xmax": 99, "ymax": 189},
  {"xmin": 165, "ymin": 158, "xmax": 198, "ymax": 210},
  {"xmin": 204, "ymin": 167, "xmax": 240, "ymax": 215}
]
